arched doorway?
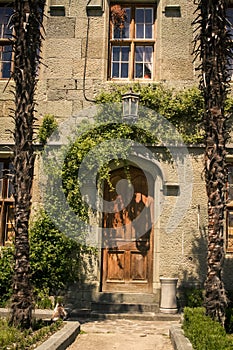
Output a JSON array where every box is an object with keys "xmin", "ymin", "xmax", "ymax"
[{"xmin": 101, "ymin": 165, "xmax": 154, "ymax": 293}]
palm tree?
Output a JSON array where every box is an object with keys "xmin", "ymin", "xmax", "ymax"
[
  {"xmin": 193, "ymin": 0, "xmax": 232, "ymax": 325},
  {"xmin": 10, "ymin": 0, "xmax": 45, "ymax": 328}
]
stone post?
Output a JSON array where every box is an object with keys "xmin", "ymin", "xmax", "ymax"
[{"xmin": 160, "ymin": 277, "xmax": 178, "ymax": 314}]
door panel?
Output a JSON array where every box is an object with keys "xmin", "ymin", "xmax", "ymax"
[
  {"xmin": 107, "ymin": 250, "xmax": 125, "ymax": 281},
  {"xmin": 102, "ymin": 166, "xmax": 154, "ymax": 293},
  {"xmin": 130, "ymin": 251, "xmax": 147, "ymax": 280}
]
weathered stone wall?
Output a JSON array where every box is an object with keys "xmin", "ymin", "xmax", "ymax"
[
  {"xmin": 1, "ymin": 0, "xmax": 233, "ymax": 303},
  {"xmin": 156, "ymin": 0, "xmax": 197, "ymax": 87},
  {"xmin": 0, "ymin": 81, "xmax": 14, "ymax": 143},
  {"xmin": 34, "ymin": 0, "xmax": 199, "ymax": 124},
  {"xmin": 158, "ymin": 148, "xmax": 208, "ymax": 287},
  {"xmin": 36, "ymin": 0, "xmax": 108, "ymax": 123},
  {"xmin": 0, "ymin": 0, "xmax": 199, "ymax": 139}
]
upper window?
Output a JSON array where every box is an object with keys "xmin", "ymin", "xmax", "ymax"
[
  {"xmin": 0, "ymin": 159, "xmax": 14, "ymax": 245},
  {"xmin": 0, "ymin": 4, "xmax": 13, "ymax": 79},
  {"xmin": 226, "ymin": 7, "xmax": 233, "ymax": 80},
  {"xmin": 109, "ymin": 4, "xmax": 156, "ymax": 80},
  {"xmin": 226, "ymin": 164, "xmax": 233, "ymax": 252}
]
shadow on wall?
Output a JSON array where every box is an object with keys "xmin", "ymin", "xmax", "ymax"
[
  {"xmin": 177, "ymin": 221, "xmax": 233, "ymax": 308},
  {"xmin": 178, "ymin": 225, "xmax": 207, "ymax": 309},
  {"xmin": 223, "ymin": 256, "xmax": 233, "ymax": 302},
  {"xmin": 62, "ymin": 226, "xmax": 233, "ymax": 312}
]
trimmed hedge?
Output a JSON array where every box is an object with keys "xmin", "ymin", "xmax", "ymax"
[
  {"xmin": 183, "ymin": 288, "xmax": 204, "ymax": 308},
  {"xmin": 183, "ymin": 307, "xmax": 233, "ymax": 350}
]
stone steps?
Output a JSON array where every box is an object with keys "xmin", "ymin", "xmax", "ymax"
[
  {"xmin": 91, "ymin": 301, "xmax": 159, "ymax": 314},
  {"xmin": 89, "ymin": 292, "xmax": 160, "ymax": 319},
  {"xmin": 65, "ymin": 291, "xmax": 180, "ymax": 321},
  {"xmin": 94, "ymin": 292, "xmax": 159, "ymax": 304},
  {"xmin": 69, "ymin": 308, "xmax": 180, "ymax": 321},
  {"xmin": 68, "ymin": 292, "xmax": 164, "ymax": 321}
]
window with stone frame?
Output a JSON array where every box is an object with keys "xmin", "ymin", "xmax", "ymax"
[
  {"xmin": 0, "ymin": 159, "xmax": 14, "ymax": 245},
  {"xmin": 226, "ymin": 6, "xmax": 233, "ymax": 80},
  {"xmin": 0, "ymin": 3, "xmax": 14, "ymax": 79},
  {"xmin": 226, "ymin": 164, "xmax": 233, "ymax": 252},
  {"xmin": 109, "ymin": 3, "xmax": 156, "ymax": 80}
]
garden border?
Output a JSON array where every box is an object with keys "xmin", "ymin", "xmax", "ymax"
[
  {"xmin": 0, "ymin": 308, "xmax": 80, "ymax": 350},
  {"xmin": 170, "ymin": 324, "xmax": 193, "ymax": 350},
  {"xmin": 0, "ymin": 308, "xmax": 192, "ymax": 349},
  {"xmin": 35, "ymin": 320, "xmax": 80, "ymax": 350}
]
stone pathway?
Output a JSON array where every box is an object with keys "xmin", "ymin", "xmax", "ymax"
[{"xmin": 67, "ymin": 318, "xmax": 178, "ymax": 350}]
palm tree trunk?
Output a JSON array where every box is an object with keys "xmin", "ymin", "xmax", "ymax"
[
  {"xmin": 193, "ymin": 0, "xmax": 232, "ymax": 325},
  {"xmin": 10, "ymin": 0, "xmax": 45, "ymax": 329}
]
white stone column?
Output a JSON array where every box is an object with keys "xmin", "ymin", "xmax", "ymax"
[{"xmin": 160, "ymin": 277, "xmax": 178, "ymax": 314}]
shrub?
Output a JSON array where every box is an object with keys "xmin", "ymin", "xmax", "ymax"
[
  {"xmin": 38, "ymin": 114, "xmax": 58, "ymax": 145},
  {"xmin": 29, "ymin": 210, "xmax": 89, "ymax": 297},
  {"xmin": 225, "ymin": 307, "xmax": 233, "ymax": 334},
  {"xmin": 0, "ymin": 317, "xmax": 63, "ymax": 349},
  {"xmin": 34, "ymin": 288, "xmax": 54, "ymax": 309},
  {"xmin": 184, "ymin": 288, "xmax": 204, "ymax": 308},
  {"xmin": 0, "ymin": 210, "xmax": 94, "ymax": 306},
  {"xmin": 0, "ymin": 245, "xmax": 14, "ymax": 306},
  {"xmin": 183, "ymin": 307, "xmax": 233, "ymax": 350}
]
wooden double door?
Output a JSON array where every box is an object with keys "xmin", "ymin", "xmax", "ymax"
[{"xmin": 101, "ymin": 166, "xmax": 154, "ymax": 293}]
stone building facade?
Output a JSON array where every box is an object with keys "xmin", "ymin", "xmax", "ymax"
[{"xmin": 1, "ymin": 0, "xmax": 233, "ymax": 310}]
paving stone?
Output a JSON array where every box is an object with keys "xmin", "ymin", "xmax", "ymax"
[{"xmin": 66, "ymin": 318, "xmax": 179, "ymax": 350}]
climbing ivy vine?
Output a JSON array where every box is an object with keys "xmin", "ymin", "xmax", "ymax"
[
  {"xmin": 38, "ymin": 114, "xmax": 58, "ymax": 146},
  {"xmin": 43, "ymin": 84, "xmax": 233, "ymax": 227},
  {"xmin": 62, "ymin": 122, "xmax": 156, "ymax": 222},
  {"xmin": 29, "ymin": 83, "xmax": 233, "ymax": 302},
  {"xmin": 96, "ymin": 83, "xmax": 205, "ymax": 144}
]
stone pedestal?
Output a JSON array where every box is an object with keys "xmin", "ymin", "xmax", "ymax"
[{"xmin": 160, "ymin": 277, "xmax": 178, "ymax": 314}]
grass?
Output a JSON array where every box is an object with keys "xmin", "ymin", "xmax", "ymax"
[{"xmin": 0, "ymin": 317, "xmax": 63, "ymax": 349}]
